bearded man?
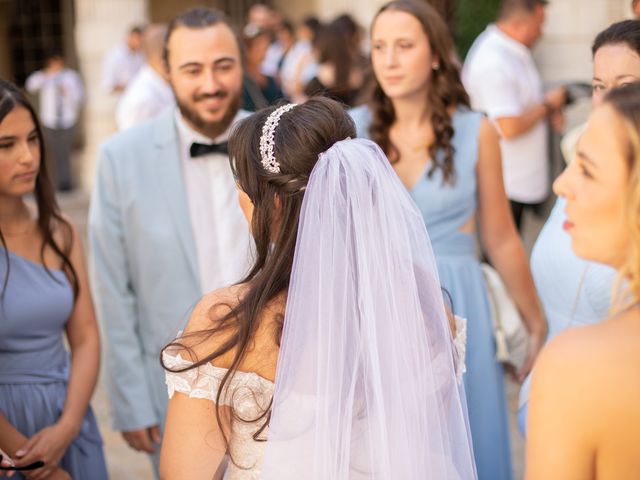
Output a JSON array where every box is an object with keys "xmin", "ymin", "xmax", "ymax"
[{"xmin": 88, "ymin": 7, "xmax": 251, "ymax": 477}]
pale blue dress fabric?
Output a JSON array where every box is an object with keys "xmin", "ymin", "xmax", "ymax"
[
  {"xmin": 0, "ymin": 248, "xmax": 108, "ymax": 479},
  {"xmin": 518, "ymin": 198, "xmax": 615, "ymax": 434},
  {"xmin": 350, "ymin": 105, "xmax": 512, "ymax": 480}
]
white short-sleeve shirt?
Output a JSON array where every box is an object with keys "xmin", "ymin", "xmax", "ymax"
[
  {"xmin": 25, "ymin": 68, "xmax": 84, "ymax": 129},
  {"xmin": 462, "ymin": 25, "xmax": 549, "ymax": 203},
  {"xmin": 116, "ymin": 65, "xmax": 174, "ymax": 131},
  {"xmin": 101, "ymin": 42, "xmax": 144, "ymax": 94}
]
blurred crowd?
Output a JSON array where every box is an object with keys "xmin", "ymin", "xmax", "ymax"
[{"xmin": 2, "ymin": 1, "xmax": 640, "ymax": 479}]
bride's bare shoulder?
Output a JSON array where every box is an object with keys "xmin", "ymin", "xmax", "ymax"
[
  {"xmin": 170, "ymin": 285, "xmax": 247, "ymax": 360},
  {"xmin": 187, "ymin": 285, "xmax": 247, "ymax": 331},
  {"xmin": 172, "ymin": 285, "xmax": 280, "ymax": 380}
]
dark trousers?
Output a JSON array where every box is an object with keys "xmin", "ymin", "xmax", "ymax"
[
  {"xmin": 43, "ymin": 126, "xmax": 75, "ymax": 191},
  {"xmin": 509, "ymin": 200, "xmax": 545, "ymax": 232}
]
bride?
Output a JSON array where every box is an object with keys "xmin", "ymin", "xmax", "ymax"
[{"xmin": 159, "ymin": 97, "xmax": 476, "ymax": 479}]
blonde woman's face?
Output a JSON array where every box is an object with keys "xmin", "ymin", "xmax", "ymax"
[
  {"xmin": 592, "ymin": 43, "xmax": 640, "ymax": 107},
  {"xmin": 553, "ymin": 104, "xmax": 630, "ymax": 268},
  {"xmin": 371, "ymin": 10, "xmax": 435, "ymax": 100}
]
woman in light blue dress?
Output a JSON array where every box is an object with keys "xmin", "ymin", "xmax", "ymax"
[
  {"xmin": 350, "ymin": 2, "xmax": 547, "ymax": 478},
  {"xmin": 518, "ymin": 19, "xmax": 640, "ymax": 434},
  {"xmin": 0, "ymin": 79, "xmax": 108, "ymax": 478}
]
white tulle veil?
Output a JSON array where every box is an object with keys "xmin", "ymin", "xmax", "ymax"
[{"xmin": 260, "ymin": 138, "xmax": 477, "ymax": 479}]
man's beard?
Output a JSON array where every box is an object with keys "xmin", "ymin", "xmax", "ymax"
[{"xmin": 176, "ymin": 89, "xmax": 241, "ymax": 139}]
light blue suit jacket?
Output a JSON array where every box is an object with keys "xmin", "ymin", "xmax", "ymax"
[{"xmin": 89, "ymin": 108, "xmax": 208, "ymax": 431}]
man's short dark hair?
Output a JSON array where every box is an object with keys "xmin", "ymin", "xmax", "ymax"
[
  {"xmin": 162, "ymin": 7, "xmax": 237, "ymax": 66},
  {"xmin": 130, "ymin": 25, "xmax": 145, "ymax": 35},
  {"xmin": 44, "ymin": 48, "xmax": 64, "ymax": 62},
  {"xmin": 499, "ymin": 0, "xmax": 548, "ymax": 20},
  {"xmin": 279, "ymin": 19, "xmax": 295, "ymax": 35}
]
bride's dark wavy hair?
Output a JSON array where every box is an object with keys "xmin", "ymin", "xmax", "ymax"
[
  {"xmin": 161, "ymin": 97, "xmax": 355, "ymax": 468},
  {"xmin": 0, "ymin": 79, "xmax": 78, "ymax": 300},
  {"xmin": 367, "ymin": 0, "xmax": 469, "ymax": 184}
]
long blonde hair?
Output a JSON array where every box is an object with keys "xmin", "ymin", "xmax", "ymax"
[{"xmin": 604, "ymin": 84, "xmax": 640, "ymax": 312}]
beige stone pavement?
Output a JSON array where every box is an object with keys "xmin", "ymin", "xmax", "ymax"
[{"xmin": 58, "ymin": 189, "xmax": 542, "ymax": 480}]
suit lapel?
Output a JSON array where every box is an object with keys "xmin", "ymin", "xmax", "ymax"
[{"xmin": 151, "ymin": 110, "xmax": 200, "ymax": 291}]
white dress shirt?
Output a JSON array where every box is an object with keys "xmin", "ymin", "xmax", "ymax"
[
  {"xmin": 101, "ymin": 42, "xmax": 144, "ymax": 93},
  {"xmin": 175, "ymin": 109, "xmax": 253, "ymax": 294},
  {"xmin": 462, "ymin": 24, "xmax": 549, "ymax": 203},
  {"xmin": 25, "ymin": 69, "xmax": 83, "ymax": 129},
  {"xmin": 116, "ymin": 65, "xmax": 174, "ymax": 130}
]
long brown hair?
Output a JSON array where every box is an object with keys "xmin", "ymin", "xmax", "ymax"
[
  {"xmin": 314, "ymin": 22, "xmax": 354, "ymax": 92},
  {"xmin": 368, "ymin": 0, "xmax": 469, "ymax": 184},
  {"xmin": 162, "ymin": 97, "xmax": 356, "ymax": 466},
  {"xmin": 0, "ymin": 79, "xmax": 78, "ymax": 300}
]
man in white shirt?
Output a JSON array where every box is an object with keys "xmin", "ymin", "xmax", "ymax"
[
  {"xmin": 101, "ymin": 26, "xmax": 145, "ymax": 95},
  {"xmin": 116, "ymin": 24, "xmax": 174, "ymax": 130},
  {"xmin": 462, "ymin": 0, "xmax": 566, "ymax": 230},
  {"xmin": 89, "ymin": 7, "xmax": 250, "ymax": 477},
  {"xmin": 26, "ymin": 50, "xmax": 84, "ymax": 191}
]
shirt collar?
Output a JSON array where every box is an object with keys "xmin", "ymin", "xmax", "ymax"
[{"xmin": 174, "ymin": 107, "xmax": 249, "ymax": 158}]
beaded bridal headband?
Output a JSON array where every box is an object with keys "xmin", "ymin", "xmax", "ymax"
[{"xmin": 259, "ymin": 103, "xmax": 298, "ymax": 174}]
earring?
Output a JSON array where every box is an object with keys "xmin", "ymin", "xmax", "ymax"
[{"xmin": 432, "ymin": 63, "xmax": 440, "ymax": 71}]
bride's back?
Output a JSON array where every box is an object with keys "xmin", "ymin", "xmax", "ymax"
[
  {"xmin": 179, "ymin": 285, "xmax": 282, "ymax": 382},
  {"xmin": 163, "ymin": 286, "xmax": 285, "ymax": 479}
]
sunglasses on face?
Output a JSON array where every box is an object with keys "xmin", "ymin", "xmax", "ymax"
[{"xmin": 0, "ymin": 454, "xmax": 44, "ymax": 471}]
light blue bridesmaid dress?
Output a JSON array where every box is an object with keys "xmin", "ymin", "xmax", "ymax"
[
  {"xmin": 0, "ymin": 248, "xmax": 108, "ymax": 479},
  {"xmin": 518, "ymin": 197, "xmax": 615, "ymax": 434},
  {"xmin": 350, "ymin": 105, "xmax": 513, "ymax": 480}
]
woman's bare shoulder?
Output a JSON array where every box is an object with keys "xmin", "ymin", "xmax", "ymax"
[
  {"xmin": 533, "ymin": 318, "xmax": 640, "ymax": 407},
  {"xmin": 173, "ymin": 285, "xmax": 247, "ymax": 360},
  {"xmin": 187, "ymin": 285, "xmax": 246, "ymax": 331},
  {"xmin": 175, "ymin": 285, "xmax": 280, "ymax": 380}
]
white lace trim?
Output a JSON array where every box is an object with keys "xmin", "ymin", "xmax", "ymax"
[
  {"xmin": 164, "ymin": 319, "xmax": 467, "ymax": 402},
  {"xmin": 164, "ymin": 350, "xmax": 274, "ymax": 479},
  {"xmin": 163, "ymin": 351, "xmax": 274, "ymax": 415},
  {"xmin": 453, "ymin": 315, "xmax": 467, "ymax": 384}
]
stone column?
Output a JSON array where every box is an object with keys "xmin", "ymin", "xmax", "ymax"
[{"xmin": 74, "ymin": 0, "xmax": 149, "ymax": 190}]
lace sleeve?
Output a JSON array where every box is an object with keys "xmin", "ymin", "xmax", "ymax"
[
  {"xmin": 163, "ymin": 350, "xmax": 228, "ymax": 404},
  {"xmin": 453, "ymin": 316, "xmax": 467, "ymax": 384},
  {"xmin": 163, "ymin": 350, "xmax": 275, "ymax": 416}
]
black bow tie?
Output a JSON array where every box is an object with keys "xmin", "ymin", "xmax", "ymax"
[{"xmin": 190, "ymin": 141, "xmax": 228, "ymax": 158}]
